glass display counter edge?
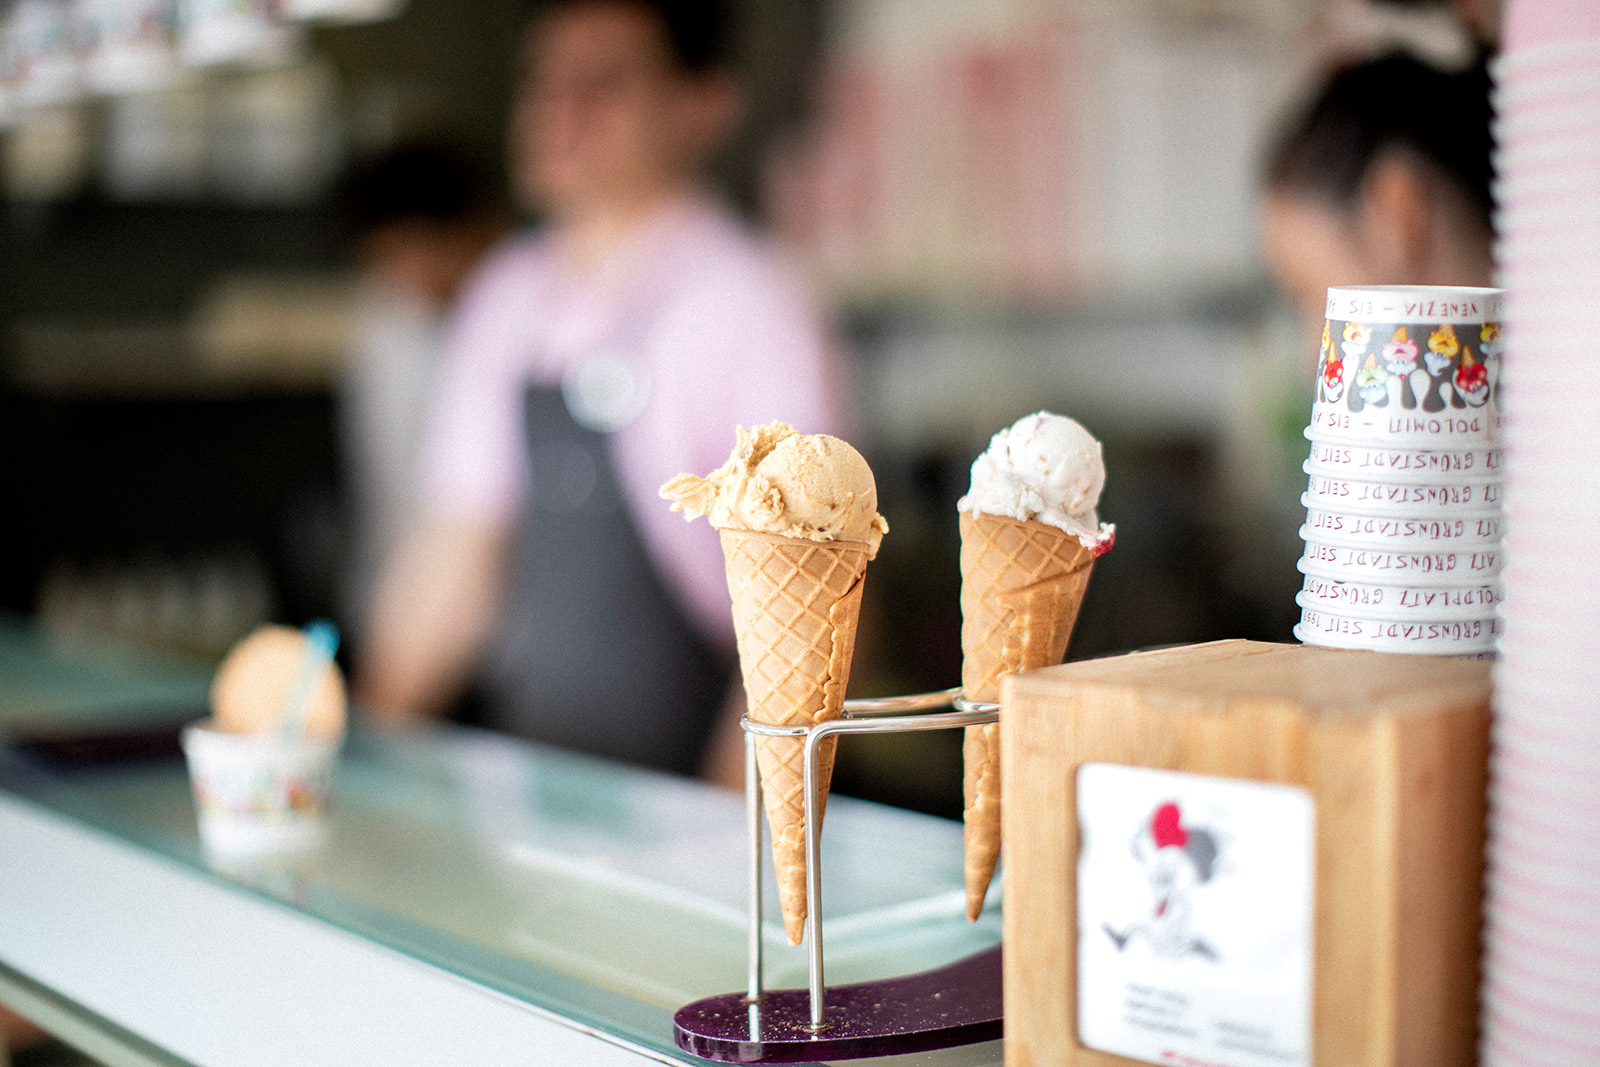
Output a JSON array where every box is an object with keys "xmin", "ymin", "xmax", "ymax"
[{"xmin": 0, "ymin": 791, "xmax": 697, "ymax": 1067}]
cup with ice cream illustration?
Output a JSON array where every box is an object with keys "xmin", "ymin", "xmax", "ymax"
[
  {"xmin": 1308, "ymin": 287, "xmax": 1503, "ymax": 447},
  {"xmin": 1298, "ymin": 290, "xmax": 1507, "ymax": 655},
  {"xmin": 1381, "ymin": 327, "xmax": 1422, "ymax": 408},
  {"xmin": 1478, "ymin": 322, "xmax": 1501, "ymax": 360},
  {"xmin": 1424, "ymin": 323, "xmax": 1459, "ymax": 375},
  {"xmin": 1455, "ymin": 349, "xmax": 1490, "ymax": 408},
  {"xmin": 1318, "ymin": 323, "xmax": 1345, "ymax": 405},
  {"xmin": 1340, "ymin": 320, "xmax": 1372, "ymax": 360}
]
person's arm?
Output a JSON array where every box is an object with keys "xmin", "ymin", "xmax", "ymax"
[
  {"xmin": 350, "ymin": 238, "xmax": 536, "ymax": 725},
  {"xmin": 697, "ymin": 679, "xmax": 749, "ymax": 791},
  {"xmin": 355, "ymin": 517, "xmax": 510, "ymax": 725}
]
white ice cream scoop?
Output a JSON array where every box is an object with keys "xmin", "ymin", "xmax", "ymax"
[{"xmin": 959, "ymin": 411, "xmax": 1113, "ymax": 548}]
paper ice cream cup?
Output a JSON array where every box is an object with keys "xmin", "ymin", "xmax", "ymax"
[
  {"xmin": 1295, "ymin": 606, "xmax": 1500, "ymax": 654},
  {"xmin": 1301, "ymin": 475, "xmax": 1502, "ymax": 515},
  {"xmin": 1296, "ymin": 573, "xmax": 1501, "ymax": 621},
  {"xmin": 1298, "ymin": 540, "xmax": 1504, "ymax": 584},
  {"xmin": 181, "ymin": 721, "xmax": 338, "ymax": 858},
  {"xmin": 1305, "ymin": 405, "xmax": 1500, "ymax": 448},
  {"xmin": 1302, "ymin": 439, "xmax": 1503, "ymax": 483},
  {"xmin": 1310, "ymin": 286, "xmax": 1503, "ymax": 447},
  {"xmin": 1301, "ymin": 509, "xmax": 1502, "ymax": 549}
]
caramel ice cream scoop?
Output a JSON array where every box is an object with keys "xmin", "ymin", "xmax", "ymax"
[
  {"xmin": 211, "ymin": 625, "xmax": 347, "ymax": 740},
  {"xmin": 661, "ymin": 421, "xmax": 887, "ymax": 556}
]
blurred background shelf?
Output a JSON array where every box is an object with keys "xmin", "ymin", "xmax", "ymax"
[{"xmin": 0, "ymin": 0, "xmax": 1340, "ymax": 817}]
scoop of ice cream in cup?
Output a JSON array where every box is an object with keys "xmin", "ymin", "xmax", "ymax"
[{"xmin": 182, "ymin": 622, "xmax": 346, "ymax": 861}]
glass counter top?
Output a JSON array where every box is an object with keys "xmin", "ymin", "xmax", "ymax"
[
  {"xmin": 0, "ymin": 630, "xmax": 1002, "ymax": 1065},
  {"xmin": 0, "ymin": 618, "xmax": 210, "ymax": 737}
]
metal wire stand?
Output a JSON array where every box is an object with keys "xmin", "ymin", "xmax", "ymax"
[{"xmin": 739, "ymin": 688, "xmax": 999, "ymax": 1032}]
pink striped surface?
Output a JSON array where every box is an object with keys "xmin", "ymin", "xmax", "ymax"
[
  {"xmin": 1488, "ymin": 921, "xmax": 1600, "ymax": 966},
  {"xmin": 1505, "ymin": 5, "xmax": 1600, "ymax": 54},
  {"xmin": 1484, "ymin": 999, "xmax": 1600, "ymax": 1053},
  {"xmin": 1484, "ymin": 5, "xmax": 1600, "ymax": 1063},
  {"xmin": 1492, "ymin": 832, "xmax": 1600, "ymax": 870}
]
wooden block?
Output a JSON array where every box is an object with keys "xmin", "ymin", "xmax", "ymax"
[{"xmin": 1001, "ymin": 640, "xmax": 1491, "ymax": 1067}]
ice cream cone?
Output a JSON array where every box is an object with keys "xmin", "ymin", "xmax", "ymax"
[
  {"xmin": 958, "ymin": 511, "xmax": 1095, "ymax": 920},
  {"xmin": 721, "ymin": 527, "xmax": 870, "ymax": 945}
]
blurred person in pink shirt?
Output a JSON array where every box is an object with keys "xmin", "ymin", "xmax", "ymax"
[{"xmin": 355, "ymin": 0, "xmax": 846, "ymax": 783}]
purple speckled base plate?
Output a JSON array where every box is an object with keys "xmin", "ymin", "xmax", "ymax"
[{"xmin": 673, "ymin": 945, "xmax": 1002, "ymax": 1063}]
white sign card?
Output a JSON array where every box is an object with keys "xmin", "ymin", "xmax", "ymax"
[{"xmin": 1077, "ymin": 763, "xmax": 1314, "ymax": 1067}]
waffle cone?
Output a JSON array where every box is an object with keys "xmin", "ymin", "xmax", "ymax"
[
  {"xmin": 958, "ymin": 511, "xmax": 1095, "ymax": 920},
  {"xmin": 721, "ymin": 528, "xmax": 869, "ymax": 945}
]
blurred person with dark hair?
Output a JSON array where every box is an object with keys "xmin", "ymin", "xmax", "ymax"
[
  {"xmin": 1261, "ymin": 50, "xmax": 1495, "ymax": 332},
  {"xmin": 338, "ymin": 145, "xmax": 509, "ymax": 633},
  {"xmin": 355, "ymin": 0, "xmax": 845, "ymax": 782}
]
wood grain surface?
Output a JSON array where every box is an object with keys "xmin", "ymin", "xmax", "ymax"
[{"xmin": 1000, "ymin": 640, "xmax": 1491, "ymax": 1067}]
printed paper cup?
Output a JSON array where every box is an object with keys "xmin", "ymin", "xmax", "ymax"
[
  {"xmin": 1302, "ymin": 508, "xmax": 1501, "ymax": 549},
  {"xmin": 1302, "ymin": 440, "xmax": 1503, "ymax": 483},
  {"xmin": 1295, "ymin": 607, "xmax": 1500, "ymax": 654},
  {"xmin": 1296, "ymin": 574, "xmax": 1501, "ymax": 621},
  {"xmin": 181, "ymin": 721, "xmax": 338, "ymax": 857},
  {"xmin": 1310, "ymin": 286, "xmax": 1503, "ymax": 447},
  {"xmin": 1301, "ymin": 477, "xmax": 1501, "ymax": 515},
  {"xmin": 1298, "ymin": 541, "xmax": 1504, "ymax": 584},
  {"xmin": 1306, "ymin": 405, "xmax": 1500, "ymax": 448}
]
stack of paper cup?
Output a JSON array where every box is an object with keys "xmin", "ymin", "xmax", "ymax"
[{"xmin": 1294, "ymin": 285, "xmax": 1504, "ymax": 657}]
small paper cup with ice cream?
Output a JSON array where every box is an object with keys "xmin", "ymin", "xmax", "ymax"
[
  {"xmin": 184, "ymin": 624, "xmax": 347, "ymax": 860},
  {"xmin": 1295, "ymin": 605, "xmax": 1500, "ymax": 654},
  {"xmin": 1310, "ymin": 286, "xmax": 1503, "ymax": 447}
]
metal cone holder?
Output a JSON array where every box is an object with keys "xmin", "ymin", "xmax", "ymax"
[{"xmin": 673, "ymin": 688, "xmax": 1003, "ymax": 1062}]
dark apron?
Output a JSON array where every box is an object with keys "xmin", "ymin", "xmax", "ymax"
[{"xmin": 476, "ymin": 385, "xmax": 726, "ymax": 775}]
